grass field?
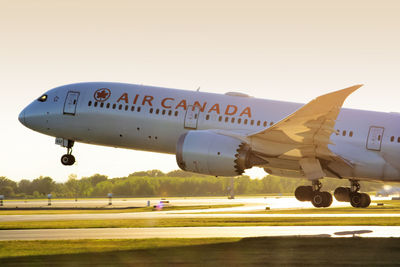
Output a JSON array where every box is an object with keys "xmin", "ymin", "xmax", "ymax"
[
  {"xmin": 0, "ymin": 204, "xmax": 242, "ymax": 215},
  {"xmin": 2, "ymin": 216, "xmax": 400, "ymax": 230},
  {"xmin": 1, "ymin": 237, "xmax": 400, "ymax": 265}
]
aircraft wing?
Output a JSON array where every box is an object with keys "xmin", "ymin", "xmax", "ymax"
[{"xmin": 247, "ymin": 85, "xmax": 362, "ymax": 164}]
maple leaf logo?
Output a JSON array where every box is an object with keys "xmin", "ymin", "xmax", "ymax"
[{"xmin": 94, "ymin": 88, "xmax": 111, "ymax": 102}]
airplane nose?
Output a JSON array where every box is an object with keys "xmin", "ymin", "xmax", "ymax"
[{"xmin": 18, "ymin": 109, "xmax": 26, "ymax": 126}]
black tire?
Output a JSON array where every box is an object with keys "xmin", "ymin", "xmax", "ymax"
[
  {"xmin": 321, "ymin": 191, "xmax": 333, "ymax": 207},
  {"xmin": 61, "ymin": 154, "xmax": 75, "ymax": 166},
  {"xmin": 360, "ymin": 193, "xmax": 371, "ymax": 208},
  {"xmin": 311, "ymin": 192, "xmax": 324, "ymax": 208},
  {"xmin": 350, "ymin": 192, "xmax": 362, "ymax": 208},
  {"xmin": 334, "ymin": 187, "xmax": 351, "ymax": 202},
  {"xmin": 295, "ymin": 186, "xmax": 313, "ymax": 201}
]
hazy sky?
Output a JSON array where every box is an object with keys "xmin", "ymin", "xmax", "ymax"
[{"xmin": 1, "ymin": 0, "xmax": 400, "ymax": 182}]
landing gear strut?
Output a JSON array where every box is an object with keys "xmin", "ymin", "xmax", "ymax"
[
  {"xmin": 295, "ymin": 180, "xmax": 333, "ymax": 208},
  {"xmin": 60, "ymin": 140, "xmax": 75, "ymax": 166},
  {"xmin": 334, "ymin": 180, "xmax": 370, "ymax": 208}
]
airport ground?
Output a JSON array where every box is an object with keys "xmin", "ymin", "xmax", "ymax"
[{"xmin": 1, "ymin": 196, "xmax": 400, "ymax": 265}]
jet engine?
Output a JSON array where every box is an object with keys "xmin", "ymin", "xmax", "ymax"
[{"xmin": 176, "ymin": 130, "xmax": 260, "ymax": 176}]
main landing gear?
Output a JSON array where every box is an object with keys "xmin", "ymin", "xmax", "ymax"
[
  {"xmin": 295, "ymin": 179, "xmax": 371, "ymax": 208},
  {"xmin": 60, "ymin": 140, "xmax": 75, "ymax": 166},
  {"xmin": 334, "ymin": 180, "xmax": 371, "ymax": 208},
  {"xmin": 295, "ymin": 180, "xmax": 332, "ymax": 208}
]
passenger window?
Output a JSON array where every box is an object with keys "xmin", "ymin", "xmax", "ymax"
[
  {"xmin": 257, "ymin": 120, "xmax": 261, "ymax": 126},
  {"xmin": 342, "ymin": 130, "xmax": 347, "ymax": 136},
  {"xmin": 174, "ymin": 111, "xmax": 178, "ymax": 116},
  {"xmin": 398, "ymin": 137, "xmax": 400, "ymax": 143},
  {"xmin": 238, "ymin": 118, "xmax": 242, "ymax": 124},
  {"xmin": 270, "ymin": 122, "xmax": 274, "ymax": 126},
  {"xmin": 112, "ymin": 104, "xmax": 116, "ymax": 109},
  {"xmin": 88, "ymin": 101, "xmax": 92, "ymax": 106},
  {"xmin": 106, "ymin": 103, "xmax": 110, "ymax": 108},
  {"xmin": 94, "ymin": 102, "xmax": 98, "ymax": 107},
  {"xmin": 131, "ymin": 106, "xmax": 135, "ymax": 111},
  {"xmin": 137, "ymin": 107, "xmax": 141, "ymax": 112},
  {"xmin": 156, "ymin": 109, "xmax": 160, "ymax": 114},
  {"xmin": 263, "ymin": 121, "xmax": 267, "ymax": 127},
  {"xmin": 231, "ymin": 117, "xmax": 235, "ymax": 123},
  {"xmin": 162, "ymin": 110, "xmax": 166, "ymax": 115},
  {"xmin": 195, "ymin": 114, "xmax": 198, "ymax": 119},
  {"xmin": 390, "ymin": 136, "xmax": 394, "ymax": 142},
  {"xmin": 250, "ymin": 120, "xmax": 254, "ymax": 125},
  {"xmin": 378, "ymin": 135, "xmax": 381, "ymax": 141},
  {"xmin": 100, "ymin": 103, "xmax": 104, "ymax": 108},
  {"xmin": 349, "ymin": 131, "xmax": 353, "ymax": 137},
  {"xmin": 118, "ymin": 104, "xmax": 122, "ymax": 110},
  {"xmin": 206, "ymin": 114, "xmax": 210, "ymax": 120},
  {"xmin": 150, "ymin": 108, "xmax": 153, "ymax": 113},
  {"xmin": 336, "ymin": 129, "xmax": 340, "ymax": 136},
  {"xmin": 244, "ymin": 119, "xmax": 248, "ymax": 125},
  {"xmin": 225, "ymin": 117, "xmax": 229, "ymax": 122},
  {"xmin": 218, "ymin": 116, "xmax": 222, "ymax": 122},
  {"xmin": 125, "ymin": 105, "xmax": 128, "ymax": 111},
  {"xmin": 168, "ymin": 110, "xmax": 172, "ymax": 116}
]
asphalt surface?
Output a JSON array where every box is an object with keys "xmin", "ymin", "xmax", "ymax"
[{"xmin": 1, "ymin": 226, "xmax": 400, "ymax": 240}]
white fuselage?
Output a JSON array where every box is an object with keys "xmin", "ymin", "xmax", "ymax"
[{"xmin": 19, "ymin": 82, "xmax": 400, "ymax": 182}]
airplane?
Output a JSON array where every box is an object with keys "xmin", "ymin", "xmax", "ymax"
[{"xmin": 18, "ymin": 82, "xmax": 400, "ymax": 208}]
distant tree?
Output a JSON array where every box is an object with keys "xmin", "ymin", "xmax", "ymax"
[
  {"xmin": 83, "ymin": 174, "xmax": 108, "ymax": 186},
  {"xmin": 18, "ymin": 179, "xmax": 32, "ymax": 195},
  {"xmin": 31, "ymin": 176, "xmax": 55, "ymax": 195},
  {"xmin": 0, "ymin": 177, "xmax": 17, "ymax": 196},
  {"xmin": 129, "ymin": 170, "xmax": 165, "ymax": 177}
]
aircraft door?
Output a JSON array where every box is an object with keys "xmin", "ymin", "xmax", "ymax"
[
  {"xmin": 63, "ymin": 91, "xmax": 80, "ymax": 115},
  {"xmin": 367, "ymin": 126, "xmax": 385, "ymax": 151},
  {"xmin": 184, "ymin": 105, "xmax": 200, "ymax": 129}
]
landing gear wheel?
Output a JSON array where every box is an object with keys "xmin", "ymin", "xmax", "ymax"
[
  {"xmin": 311, "ymin": 191, "xmax": 332, "ymax": 208},
  {"xmin": 61, "ymin": 154, "xmax": 75, "ymax": 166},
  {"xmin": 360, "ymin": 193, "xmax": 371, "ymax": 208},
  {"xmin": 295, "ymin": 186, "xmax": 313, "ymax": 201},
  {"xmin": 311, "ymin": 192, "xmax": 324, "ymax": 208},
  {"xmin": 321, "ymin": 191, "xmax": 333, "ymax": 208},
  {"xmin": 350, "ymin": 192, "xmax": 362, "ymax": 208}
]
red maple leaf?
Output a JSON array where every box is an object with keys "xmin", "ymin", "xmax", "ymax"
[{"xmin": 96, "ymin": 89, "xmax": 109, "ymax": 99}]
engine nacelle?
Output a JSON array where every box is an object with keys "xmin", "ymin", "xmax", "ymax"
[{"xmin": 176, "ymin": 130, "xmax": 252, "ymax": 176}]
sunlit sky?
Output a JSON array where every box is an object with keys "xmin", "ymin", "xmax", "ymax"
[{"xmin": 1, "ymin": 0, "xmax": 400, "ymax": 182}]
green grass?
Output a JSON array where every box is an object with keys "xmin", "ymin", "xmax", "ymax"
[
  {"xmin": 2, "ymin": 216, "xmax": 400, "ymax": 230},
  {"xmin": 0, "ymin": 204, "xmax": 242, "ymax": 215},
  {"xmin": 1, "ymin": 237, "xmax": 400, "ymax": 265}
]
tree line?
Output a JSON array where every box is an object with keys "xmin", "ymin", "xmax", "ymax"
[{"xmin": 0, "ymin": 170, "xmax": 387, "ymax": 198}]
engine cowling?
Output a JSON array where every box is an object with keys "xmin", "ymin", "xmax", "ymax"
[{"xmin": 176, "ymin": 130, "xmax": 252, "ymax": 176}]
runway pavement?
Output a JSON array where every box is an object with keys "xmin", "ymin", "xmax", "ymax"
[
  {"xmin": 1, "ymin": 211, "xmax": 400, "ymax": 222},
  {"xmin": 1, "ymin": 226, "xmax": 400, "ymax": 240}
]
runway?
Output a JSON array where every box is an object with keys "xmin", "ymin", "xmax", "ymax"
[
  {"xmin": 1, "ymin": 211, "xmax": 400, "ymax": 222},
  {"xmin": 2, "ymin": 226, "xmax": 400, "ymax": 240}
]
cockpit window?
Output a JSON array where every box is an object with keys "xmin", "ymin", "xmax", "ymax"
[{"xmin": 37, "ymin": 94, "xmax": 48, "ymax": 102}]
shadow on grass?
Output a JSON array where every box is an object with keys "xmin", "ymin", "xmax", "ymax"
[{"xmin": 1, "ymin": 237, "xmax": 400, "ymax": 266}]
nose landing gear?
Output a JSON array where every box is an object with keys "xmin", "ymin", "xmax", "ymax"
[
  {"xmin": 56, "ymin": 138, "xmax": 75, "ymax": 166},
  {"xmin": 61, "ymin": 147, "xmax": 75, "ymax": 166}
]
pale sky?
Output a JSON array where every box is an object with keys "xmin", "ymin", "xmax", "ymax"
[{"xmin": 1, "ymin": 0, "xmax": 400, "ymax": 182}]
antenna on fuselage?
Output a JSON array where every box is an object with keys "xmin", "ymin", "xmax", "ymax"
[{"xmin": 196, "ymin": 87, "xmax": 200, "ymax": 92}]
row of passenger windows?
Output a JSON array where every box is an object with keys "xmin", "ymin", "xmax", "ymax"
[
  {"xmin": 390, "ymin": 136, "xmax": 400, "ymax": 143},
  {"xmin": 208, "ymin": 114, "xmax": 274, "ymax": 127},
  {"xmin": 336, "ymin": 130, "xmax": 354, "ymax": 137},
  {"xmin": 88, "ymin": 101, "xmax": 274, "ymax": 127}
]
